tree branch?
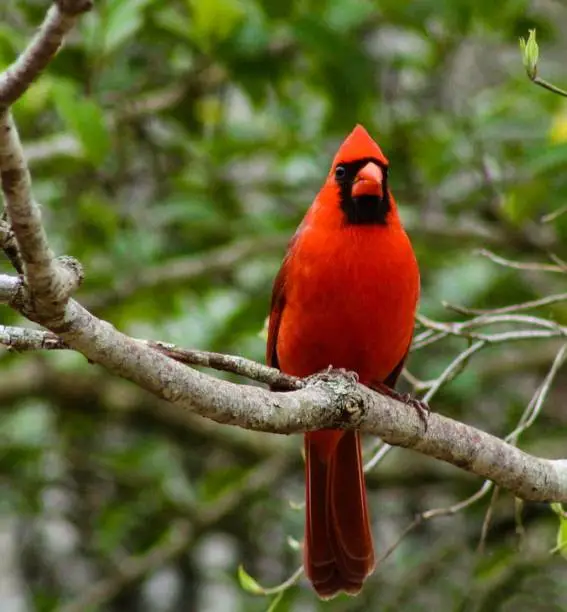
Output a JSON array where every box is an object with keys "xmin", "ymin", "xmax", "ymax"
[
  {"xmin": 0, "ymin": 323, "xmax": 300, "ymax": 390},
  {"xmin": 0, "ymin": 1, "xmax": 92, "ymax": 325},
  {"xmin": 0, "ymin": 0, "xmax": 93, "ymax": 107},
  {"xmin": 0, "ymin": 319, "xmax": 566, "ymax": 503},
  {"xmin": 0, "ymin": 110, "xmax": 84, "ymax": 326}
]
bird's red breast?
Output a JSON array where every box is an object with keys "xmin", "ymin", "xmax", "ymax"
[{"xmin": 269, "ymin": 124, "xmax": 419, "ymax": 385}]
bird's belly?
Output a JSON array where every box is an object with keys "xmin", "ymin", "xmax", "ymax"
[{"xmin": 276, "ymin": 261, "xmax": 417, "ymax": 384}]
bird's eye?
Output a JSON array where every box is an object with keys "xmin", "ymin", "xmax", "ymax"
[{"xmin": 335, "ymin": 165, "xmax": 346, "ymax": 181}]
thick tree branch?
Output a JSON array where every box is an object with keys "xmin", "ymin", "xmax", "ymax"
[
  {"xmin": 0, "ymin": 0, "xmax": 93, "ymax": 107},
  {"xmin": 0, "ymin": 111, "xmax": 84, "ymax": 326},
  {"xmin": 0, "ymin": 318, "xmax": 566, "ymax": 503},
  {"xmin": 0, "ymin": 1, "xmax": 92, "ymax": 324}
]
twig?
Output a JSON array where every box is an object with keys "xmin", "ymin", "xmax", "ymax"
[
  {"xmin": 246, "ymin": 565, "xmax": 305, "ymax": 597},
  {"xmin": 422, "ymin": 341, "xmax": 486, "ymax": 402},
  {"xmin": 0, "ymin": 324, "xmax": 65, "ymax": 351},
  {"xmin": 416, "ymin": 313, "xmax": 567, "ymax": 347},
  {"xmin": 364, "ymin": 441, "xmax": 392, "ymax": 472},
  {"xmin": 531, "ymin": 76, "xmax": 567, "ymax": 98},
  {"xmin": 0, "ymin": 0, "xmax": 93, "ymax": 107},
  {"xmin": 548, "ymin": 252, "xmax": 567, "ymax": 271},
  {"xmin": 505, "ymin": 343, "xmax": 567, "ymax": 445},
  {"xmin": 443, "ymin": 292, "xmax": 567, "ymax": 317},
  {"xmin": 375, "ymin": 481, "xmax": 495, "ymax": 566},
  {"xmin": 475, "ymin": 248, "xmax": 565, "ymax": 273},
  {"xmin": 477, "ymin": 486, "xmax": 501, "ymax": 554},
  {"xmin": 422, "ymin": 480, "xmax": 495, "ymax": 520},
  {"xmin": 375, "ymin": 516, "xmax": 423, "ymax": 565},
  {"xmin": 0, "ymin": 324, "xmax": 301, "ymax": 390},
  {"xmin": 541, "ymin": 204, "xmax": 567, "ymax": 223},
  {"xmin": 148, "ymin": 341, "xmax": 301, "ymax": 390}
]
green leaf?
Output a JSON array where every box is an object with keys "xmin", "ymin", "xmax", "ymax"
[
  {"xmin": 325, "ymin": 0, "xmax": 376, "ymax": 32},
  {"xmin": 51, "ymin": 79, "xmax": 110, "ymax": 166},
  {"xmin": 519, "ymin": 29, "xmax": 538, "ymax": 79},
  {"xmin": 551, "ymin": 503, "xmax": 567, "ymax": 559},
  {"xmin": 103, "ymin": 0, "xmax": 153, "ymax": 55},
  {"xmin": 286, "ymin": 536, "xmax": 301, "ymax": 551},
  {"xmin": 188, "ymin": 0, "xmax": 245, "ymax": 49},
  {"xmin": 198, "ymin": 465, "xmax": 247, "ymax": 502},
  {"xmin": 525, "ymin": 143, "xmax": 567, "ymax": 175},
  {"xmin": 237, "ymin": 565, "xmax": 264, "ymax": 594}
]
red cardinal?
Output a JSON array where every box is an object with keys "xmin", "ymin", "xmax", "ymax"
[{"xmin": 266, "ymin": 125, "xmax": 420, "ymax": 598}]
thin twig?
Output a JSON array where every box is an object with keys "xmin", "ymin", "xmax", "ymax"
[
  {"xmin": 506, "ymin": 343, "xmax": 567, "ymax": 445},
  {"xmin": 0, "ymin": 324, "xmax": 301, "ymax": 390},
  {"xmin": 147, "ymin": 341, "xmax": 301, "ymax": 390},
  {"xmin": 541, "ymin": 204, "xmax": 567, "ymax": 223},
  {"xmin": 477, "ymin": 486, "xmax": 501, "ymax": 554},
  {"xmin": 422, "ymin": 341, "xmax": 486, "ymax": 402},
  {"xmin": 475, "ymin": 248, "xmax": 565, "ymax": 273},
  {"xmin": 532, "ymin": 75, "xmax": 567, "ymax": 98},
  {"xmin": 375, "ymin": 480, "xmax": 495, "ymax": 566},
  {"xmin": 364, "ymin": 441, "xmax": 393, "ymax": 472},
  {"xmin": 443, "ymin": 292, "xmax": 567, "ymax": 317}
]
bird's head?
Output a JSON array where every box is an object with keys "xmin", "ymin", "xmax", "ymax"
[{"xmin": 324, "ymin": 124, "xmax": 392, "ymax": 226}]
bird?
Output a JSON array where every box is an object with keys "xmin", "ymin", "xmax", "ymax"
[{"xmin": 266, "ymin": 124, "xmax": 420, "ymax": 599}]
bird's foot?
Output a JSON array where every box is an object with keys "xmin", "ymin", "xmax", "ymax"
[
  {"xmin": 371, "ymin": 382, "xmax": 430, "ymax": 430},
  {"xmin": 316, "ymin": 366, "xmax": 359, "ymax": 385}
]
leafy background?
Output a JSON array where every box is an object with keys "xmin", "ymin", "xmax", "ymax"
[{"xmin": 2, "ymin": 0, "xmax": 567, "ymax": 610}]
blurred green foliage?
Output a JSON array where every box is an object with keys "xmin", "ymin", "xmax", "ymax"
[{"xmin": 2, "ymin": 0, "xmax": 567, "ymax": 610}]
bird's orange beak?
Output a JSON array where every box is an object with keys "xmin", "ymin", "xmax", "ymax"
[{"xmin": 351, "ymin": 162, "xmax": 383, "ymax": 199}]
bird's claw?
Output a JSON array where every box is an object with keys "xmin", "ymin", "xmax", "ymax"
[
  {"xmin": 323, "ymin": 367, "xmax": 359, "ymax": 383},
  {"xmin": 399, "ymin": 393, "xmax": 430, "ymax": 428},
  {"xmin": 371, "ymin": 383, "xmax": 430, "ymax": 431}
]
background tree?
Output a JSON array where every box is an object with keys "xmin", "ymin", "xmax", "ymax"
[{"xmin": 2, "ymin": 1, "xmax": 567, "ymax": 611}]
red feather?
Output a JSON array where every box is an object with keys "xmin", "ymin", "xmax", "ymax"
[{"xmin": 267, "ymin": 125, "xmax": 419, "ymax": 598}]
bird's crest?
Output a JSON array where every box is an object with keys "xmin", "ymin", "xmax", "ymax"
[{"xmin": 331, "ymin": 124, "xmax": 389, "ymax": 169}]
